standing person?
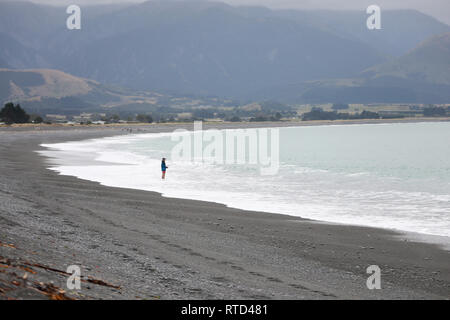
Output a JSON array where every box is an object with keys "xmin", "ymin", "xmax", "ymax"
[{"xmin": 161, "ymin": 158, "xmax": 168, "ymax": 179}]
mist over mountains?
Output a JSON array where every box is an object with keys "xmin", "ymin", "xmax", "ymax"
[{"xmin": 1, "ymin": 0, "xmax": 450, "ymax": 104}]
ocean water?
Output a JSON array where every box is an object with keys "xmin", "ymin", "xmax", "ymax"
[{"xmin": 40, "ymin": 122, "xmax": 450, "ymax": 238}]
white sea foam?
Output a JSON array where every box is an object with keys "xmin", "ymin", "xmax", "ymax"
[{"xmin": 39, "ymin": 122, "xmax": 450, "ymax": 241}]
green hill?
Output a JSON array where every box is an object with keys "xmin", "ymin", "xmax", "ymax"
[
  {"xmin": 0, "ymin": 68, "xmax": 235, "ymax": 116},
  {"xmin": 0, "ymin": 69, "xmax": 92, "ymax": 101},
  {"xmin": 365, "ymin": 33, "xmax": 450, "ymax": 85},
  {"xmin": 0, "ymin": 68, "xmax": 158, "ymax": 114}
]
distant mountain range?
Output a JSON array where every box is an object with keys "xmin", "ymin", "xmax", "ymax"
[
  {"xmin": 366, "ymin": 33, "xmax": 450, "ymax": 85},
  {"xmin": 1, "ymin": 0, "xmax": 449, "ymax": 104},
  {"xmin": 263, "ymin": 32, "xmax": 450, "ymax": 104}
]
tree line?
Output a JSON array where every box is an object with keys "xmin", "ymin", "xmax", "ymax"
[
  {"xmin": 302, "ymin": 106, "xmax": 449, "ymax": 121},
  {"xmin": 1, "ymin": 102, "xmax": 449, "ymax": 125},
  {"xmin": 302, "ymin": 108, "xmax": 381, "ymax": 121}
]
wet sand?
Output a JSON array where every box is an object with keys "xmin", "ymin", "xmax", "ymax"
[{"xmin": 0, "ymin": 123, "xmax": 449, "ymax": 300}]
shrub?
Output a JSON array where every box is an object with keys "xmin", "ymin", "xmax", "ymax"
[
  {"xmin": 423, "ymin": 106, "xmax": 446, "ymax": 117},
  {"xmin": 136, "ymin": 114, "xmax": 153, "ymax": 123},
  {"xmin": 0, "ymin": 103, "xmax": 30, "ymax": 124}
]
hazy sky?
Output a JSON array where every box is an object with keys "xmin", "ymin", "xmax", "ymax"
[{"xmin": 29, "ymin": 0, "xmax": 450, "ymax": 25}]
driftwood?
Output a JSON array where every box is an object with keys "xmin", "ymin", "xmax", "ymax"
[{"xmin": 0, "ymin": 242, "xmax": 121, "ymax": 300}]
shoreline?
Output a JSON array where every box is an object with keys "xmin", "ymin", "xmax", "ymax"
[
  {"xmin": 1, "ymin": 116, "xmax": 450, "ymax": 131},
  {"xmin": 1, "ymin": 123, "xmax": 449, "ymax": 299},
  {"xmin": 38, "ymin": 121, "xmax": 450, "ymax": 246}
]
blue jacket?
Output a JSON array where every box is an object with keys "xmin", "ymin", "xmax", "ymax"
[{"xmin": 161, "ymin": 161, "xmax": 167, "ymax": 171}]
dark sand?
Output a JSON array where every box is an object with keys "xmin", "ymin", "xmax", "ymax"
[{"xmin": 0, "ymin": 122, "xmax": 449, "ymax": 300}]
